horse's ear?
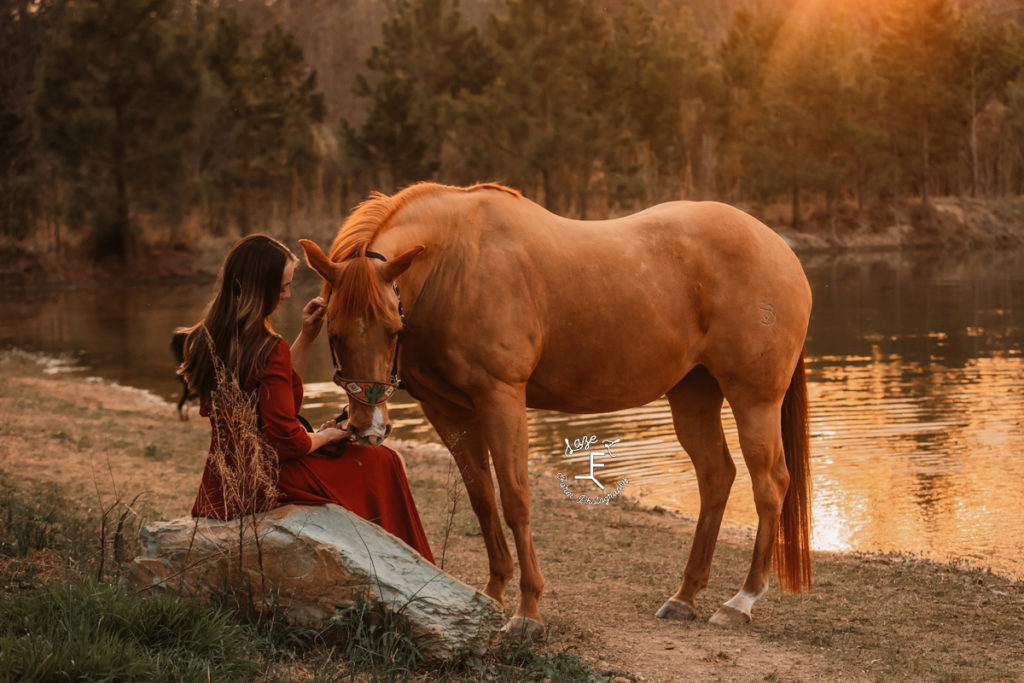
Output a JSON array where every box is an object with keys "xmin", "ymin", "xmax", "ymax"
[
  {"xmin": 381, "ymin": 245, "xmax": 424, "ymax": 283},
  {"xmin": 298, "ymin": 239, "xmax": 338, "ymax": 282}
]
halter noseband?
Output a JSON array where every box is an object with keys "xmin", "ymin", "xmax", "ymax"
[{"xmin": 326, "ymin": 250, "xmax": 403, "ymax": 406}]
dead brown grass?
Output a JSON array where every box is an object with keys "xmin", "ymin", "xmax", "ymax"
[{"xmin": 202, "ymin": 328, "xmax": 280, "ymax": 518}]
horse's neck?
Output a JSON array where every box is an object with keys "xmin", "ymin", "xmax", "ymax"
[
  {"xmin": 373, "ymin": 210, "xmax": 450, "ymax": 257},
  {"xmin": 371, "ymin": 217, "xmax": 455, "ymax": 307}
]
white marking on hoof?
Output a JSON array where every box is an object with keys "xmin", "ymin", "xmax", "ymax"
[
  {"xmin": 723, "ymin": 588, "xmax": 765, "ymax": 615},
  {"xmin": 501, "ymin": 616, "xmax": 545, "ymax": 639},
  {"xmin": 655, "ymin": 598, "xmax": 696, "ymax": 621},
  {"xmin": 709, "ymin": 605, "xmax": 752, "ymax": 626},
  {"xmin": 709, "ymin": 588, "xmax": 766, "ymax": 626}
]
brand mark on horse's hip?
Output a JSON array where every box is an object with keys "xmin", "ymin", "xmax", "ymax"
[{"xmin": 759, "ymin": 302, "xmax": 777, "ymax": 326}]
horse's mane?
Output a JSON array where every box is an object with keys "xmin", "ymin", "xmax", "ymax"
[{"xmin": 324, "ymin": 182, "xmax": 521, "ymax": 329}]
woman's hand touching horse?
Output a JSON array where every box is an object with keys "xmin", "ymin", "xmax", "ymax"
[
  {"xmin": 301, "ymin": 296, "xmax": 327, "ymax": 339},
  {"xmin": 291, "ymin": 296, "xmax": 326, "ymax": 378}
]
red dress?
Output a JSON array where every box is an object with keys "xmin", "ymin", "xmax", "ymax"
[{"xmin": 191, "ymin": 339, "xmax": 435, "ymax": 563}]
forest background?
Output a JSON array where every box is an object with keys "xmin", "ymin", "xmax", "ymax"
[{"xmin": 2, "ymin": 0, "xmax": 1024, "ymax": 275}]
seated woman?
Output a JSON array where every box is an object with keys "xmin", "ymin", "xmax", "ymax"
[{"xmin": 178, "ymin": 234, "xmax": 434, "ymax": 563}]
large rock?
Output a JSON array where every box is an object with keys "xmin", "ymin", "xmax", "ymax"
[{"xmin": 128, "ymin": 504, "xmax": 503, "ymax": 661}]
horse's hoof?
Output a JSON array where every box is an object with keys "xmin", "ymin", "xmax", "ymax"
[
  {"xmin": 655, "ymin": 598, "xmax": 696, "ymax": 621},
  {"xmin": 708, "ymin": 605, "xmax": 751, "ymax": 627},
  {"xmin": 501, "ymin": 616, "xmax": 545, "ymax": 639}
]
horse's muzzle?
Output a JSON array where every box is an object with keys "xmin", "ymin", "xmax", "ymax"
[{"xmin": 349, "ymin": 422, "xmax": 392, "ymax": 447}]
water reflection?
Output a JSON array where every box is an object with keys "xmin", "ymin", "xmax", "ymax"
[{"xmin": 1, "ymin": 249, "xmax": 1022, "ymax": 579}]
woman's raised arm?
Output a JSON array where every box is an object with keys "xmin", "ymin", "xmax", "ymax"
[{"xmin": 290, "ymin": 296, "xmax": 326, "ymax": 378}]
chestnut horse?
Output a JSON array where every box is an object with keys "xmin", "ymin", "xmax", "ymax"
[{"xmin": 299, "ymin": 182, "xmax": 812, "ymax": 634}]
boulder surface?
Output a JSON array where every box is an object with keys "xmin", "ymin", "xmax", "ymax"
[{"xmin": 128, "ymin": 503, "xmax": 503, "ymax": 661}]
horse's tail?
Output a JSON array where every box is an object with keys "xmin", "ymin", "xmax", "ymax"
[{"xmin": 775, "ymin": 348, "xmax": 812, "ymax": 593}]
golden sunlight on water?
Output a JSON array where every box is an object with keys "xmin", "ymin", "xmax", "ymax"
[
  {"xmin": 307, "ymin": 346, "xmax": 1024, "ymax": 580},
  {"xmin": 522, "ymin": 348, "xmax": 1024, "ymax": 580}
]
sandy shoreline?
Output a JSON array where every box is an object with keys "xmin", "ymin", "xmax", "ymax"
[{"xmin": 1, "ymin": 350, "xmax": 1022, "ymax": 681}]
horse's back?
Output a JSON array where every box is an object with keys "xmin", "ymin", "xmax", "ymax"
[
  {"xmin": 616, "ymin": 201, "xmax": 801, "ymax": 269},
  {"xmin": 533, "ymin": 199, "xmax": 810, "ymax": 330},
  {"xmin": 471, "ymin": 197, "xmax": 811, "ymax": 410}
]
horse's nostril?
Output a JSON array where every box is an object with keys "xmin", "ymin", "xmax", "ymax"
[{"xmin": 383, "ymin": 424, "xmax": 392, "ymax": 439}]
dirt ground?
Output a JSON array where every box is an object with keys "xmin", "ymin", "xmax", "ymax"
[{"xmin": 1, "ymin": 350, "xmax": 1022, "ymax": 682}]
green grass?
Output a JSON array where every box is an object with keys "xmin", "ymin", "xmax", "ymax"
[
  {"xmin": 0, "ymin": 475, "xmax": 95, "ymax": 561},
  {"xmin": 0, "ymin": 580, "xmax": 261, "ymax": 681},
  {"xmin": 330, "ymin": 592, "xmax": 426, "ymax": 681}
]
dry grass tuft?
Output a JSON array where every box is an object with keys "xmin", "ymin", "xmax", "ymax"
[{"xmin": 197, "ymin": 328, "xmax": 279, "ymax": 519}]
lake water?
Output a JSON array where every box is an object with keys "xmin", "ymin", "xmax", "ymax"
[{"xmin": 2, "ymin": 249, "xmax": 1022, "ymax": 580}]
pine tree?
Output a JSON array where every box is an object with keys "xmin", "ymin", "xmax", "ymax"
[
  {"xmin": 955, "ymin": 7, "xmax": 1023, "ymax": 196},
  {"xmin": 608, "ymin": 2, "xmax": 710, "ymax": 207},
  {"xmin": 247, "ymin": 24, "xmax": 326, "ymax": 223},
  {"xmin": 34, "ymin": 0, "xmax": 199, "ymax": 258},
  {"xmin": 343, "ymin": 0, "xmax": 496, "ymax": 192},
  {"xmin": 845, "ymin": 48, "xmax": 889, "ymax": 216},
  {"xmin": 713, "ymin": 9, "xmax": 782, "ymax": 201},
  {"xmin": 0, "ymin": 0, "xmax": 65, "ymax": 241},
  {"xmin": 457, "ymin": 0, "xmax": 625, "ymax": 214},
  {"xmin": 750, "ymin": 14, "xmax": 854, "ymax": 228},
  {"xmin": 192, "ymin": 5, "xmax": 324, "ymax": 235},
  {"xmin": 874, "ymin": 0, "xmax": 961, "ymax": 208}
]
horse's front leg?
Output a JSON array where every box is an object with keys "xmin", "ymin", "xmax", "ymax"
[
  {"xmin": 477, "ymin": 385, "xmax": 545, "ymax": 637},
  {"xmin": 420, "ymin": 403, "xmax": 513, "ymax": 604}
]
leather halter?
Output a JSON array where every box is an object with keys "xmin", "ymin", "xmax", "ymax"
[{"xmin": 326, "ymin": 250, "xmax": 403, "ymax": 406}]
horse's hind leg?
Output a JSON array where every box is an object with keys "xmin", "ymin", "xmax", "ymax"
[
  {"xmin": 657, "ymin": 366, "xmax": 735, "ymax": 621},
  {"xmin": 420, "ymin": 404, "xmax": 514, "ymax": 605},
  {"xmin": 709, "ymin": 398, "xmax": 788, "ymax": 626}
]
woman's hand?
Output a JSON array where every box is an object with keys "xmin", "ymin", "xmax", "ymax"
[
  {"xmin": 318, "ymin": 427, "xmax": 347, "ymax": 443},
  {"xmin": 307, "ymin": 425, "xmax": 348, "ymax": 453},
  {"xmin": 290, "ymin": 297, "xmax": 326, "ymax": 378},
  {"xmin": 300, "ymin": 297, "xmax": 327, "ymax": 340}
]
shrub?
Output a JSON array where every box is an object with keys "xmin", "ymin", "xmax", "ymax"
[{"xmin": 0, "ymin": 477, "xmax": 94, "ymax": 559}]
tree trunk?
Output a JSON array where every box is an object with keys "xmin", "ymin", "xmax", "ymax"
[
  {"xmin": 113, "ymin": 101, "xmax": 134, "ymax": 259},
  {"xmin": 921, "ymin": 115, "xmax": 930, "ymax": 209},
  {"xmin": 791, "ymin": 181, "xmax": 801, "ymax": 230},
  {"xmin": 541, "ymin": 167, "xmax": 558, "ymax": 214},
  {"xmin": 699, "ymin": 133, "xmax": 717, "ymax": 200},
  {"xmin": 577, "ymin": 160, "xmax": 591, "ymax": 220},
  {"xmin": 969, "ymin": 66, "xmax": 979, "ymax": 198},
  {"xmin": 855, "ymin": 157, "xmax": 864, "ymax": 218}
]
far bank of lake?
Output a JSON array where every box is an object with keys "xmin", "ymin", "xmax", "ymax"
[{"xmin": 4, "ymin": 195, "xmax": 1024, "ymax": 288}]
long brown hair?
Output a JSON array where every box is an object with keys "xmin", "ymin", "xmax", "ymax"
[{"xmin": 179, "ymin": 234, "xmax": 297, "ymax": 402}]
